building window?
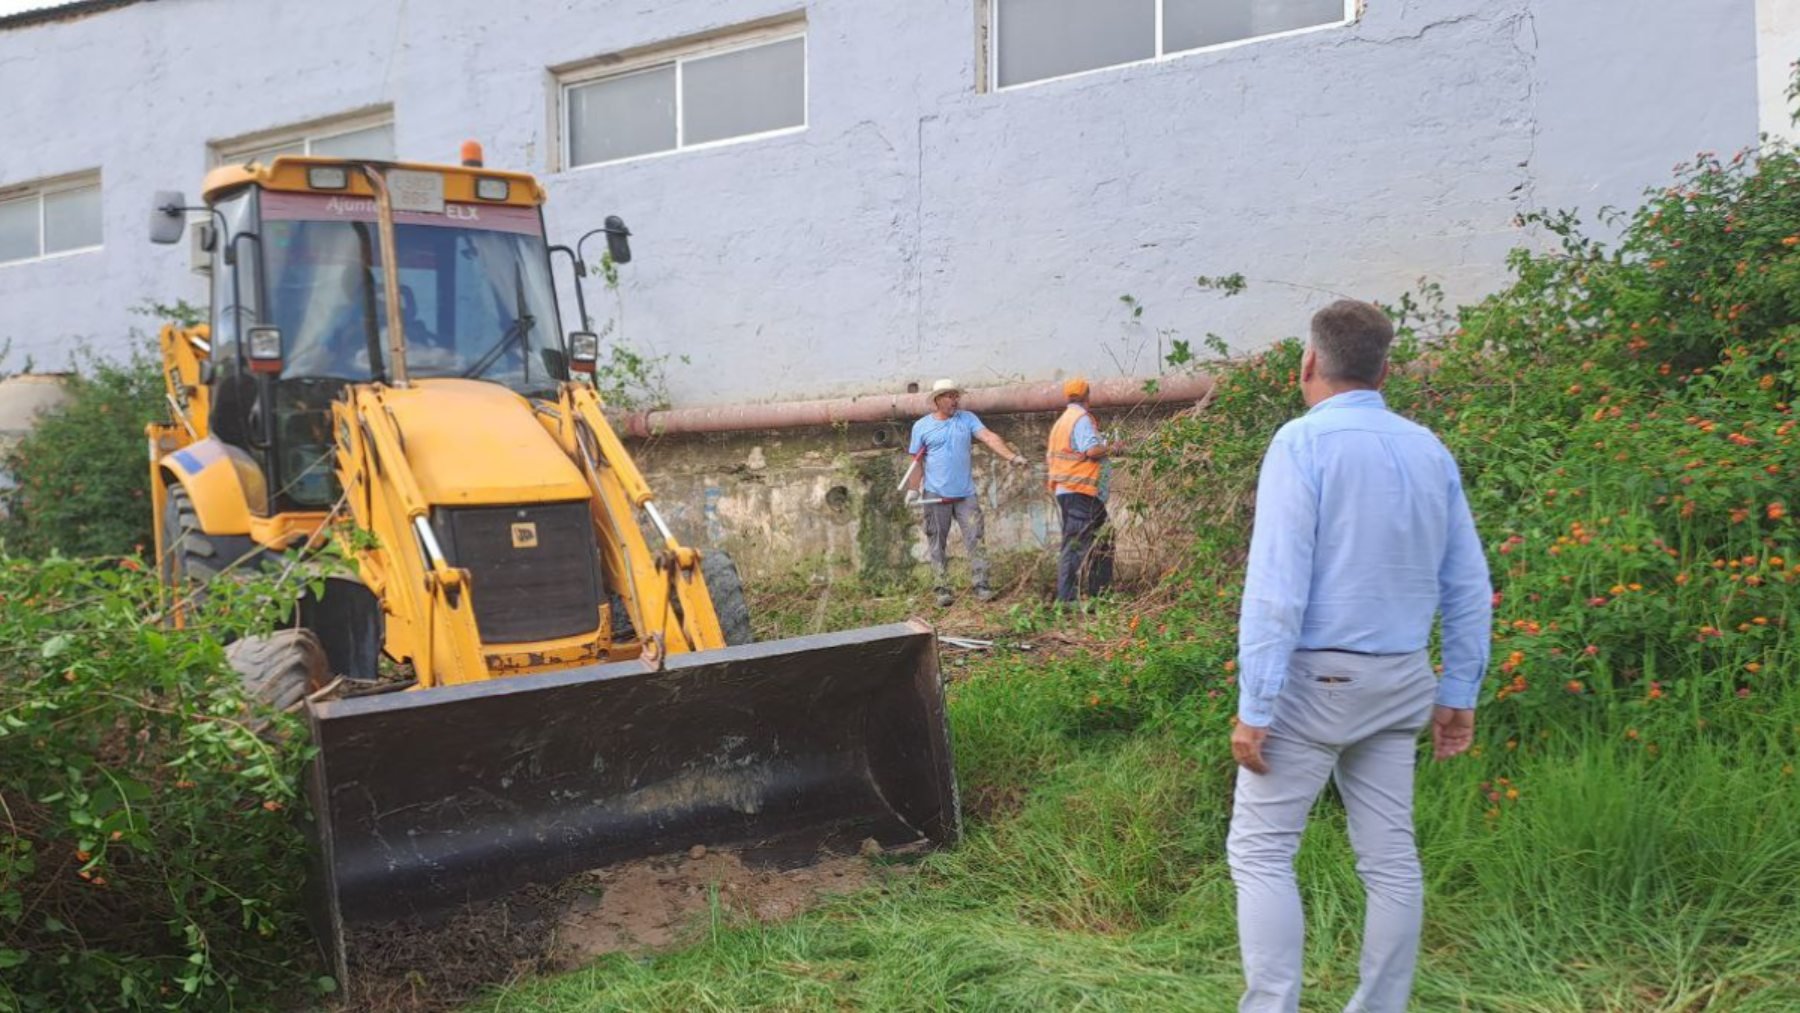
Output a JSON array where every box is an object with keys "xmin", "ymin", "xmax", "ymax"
[
  {"xmin": 212, "ymin": 110, "xmax": 396, "ymax": 166},
  {"xmin": 992, "ymin": 0, "xmax": 1352, "ymax": 89},
  {"xmin": 558, "ymin": 18, "xmax": 806, "ymax": 169},
  {"xmin": 0, "ymin": 173, "xmax": 102, "ymax": 266}
]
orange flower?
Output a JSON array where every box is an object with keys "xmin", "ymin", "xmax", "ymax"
[
  {"xmin": 262, "ymin": 800, "xmax": 284, "ymax": 812},
  {"xmin": 1223, "ymin": 659, "xmax": 1237, "ymax": 673},
  {"xmin": 1746, "ymin": 662, "xmax": 1762, "ymax": 674},
  {"xmin": 1566, "ymin": 680, "xmax": 1584, "ymax": 693},
  {"xmin": 1768, "ymin": 502, "xmax": 1787, "ymax": 520}
]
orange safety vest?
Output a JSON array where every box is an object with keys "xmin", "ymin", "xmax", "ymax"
[{"xmin": 1045, "ymin": 404, "xmax": 1102, "ymax": 496}]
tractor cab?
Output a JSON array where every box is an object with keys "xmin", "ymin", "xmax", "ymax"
[{"xmin": 151, "ymin": 152, "xmax": 619, "ymax": 513}]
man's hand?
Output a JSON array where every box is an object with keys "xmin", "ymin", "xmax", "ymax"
[
  {"xmin": 1431, "ymin": 706, "xmax": 1475, "ymax": 760},
  {"xmin": 1010, "ymin": 454, "xmax": 1029, "ymax": 468},
  {"xmin": 1231, "ymin": 719, "xmax": 1270, "ymax": 774}
]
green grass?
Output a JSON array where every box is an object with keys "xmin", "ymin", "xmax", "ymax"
[{"xmin": 467, "ymin": 596, "xmax": 1800, "ymax": 1012}]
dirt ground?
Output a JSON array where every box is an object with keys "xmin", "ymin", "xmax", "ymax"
[{"xmin": 339, "ymin": 844, "xmax": 907, "ymax": 1012}]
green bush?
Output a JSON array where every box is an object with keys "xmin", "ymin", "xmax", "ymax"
[
  {"xmin": 1, "ymin": 350, "xmax": 164, "ymax": 560},
  {"xmin": 0, "ymin": 557, "xmax": 320, "ymax": 1010},
  {"xmin": 1116, "ymin": 139, "xmax": 1800, "ymax": 740}
]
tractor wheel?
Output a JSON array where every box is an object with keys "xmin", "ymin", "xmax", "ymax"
[
  {"xmin": 225, "ymin": 628, "xmax": 330, "ymax": 714},
  {"xmin": 160, "ymin": 484, "xmax": 263, "ymax": 591},
  {"xmin": 701, "ymin": 549, "xmax": 753, "ymax": 646}
]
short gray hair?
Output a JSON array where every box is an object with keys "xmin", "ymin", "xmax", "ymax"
[{"xmin": 1309, "ymin": 300, "xmax": 1394, "ymax": 386}]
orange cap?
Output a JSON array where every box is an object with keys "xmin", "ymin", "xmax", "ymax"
[{"xmin": 1063, "ymin": 377, "xmax": 1090, "ymax": 399}]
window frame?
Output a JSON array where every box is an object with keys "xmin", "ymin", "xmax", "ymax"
[
  {"xmin": 986, "ymin": 0, "xmax": 1358, "ymax": 92},
  {"xmin": 210, "ymin": 108, "xmax": 396, "ymax": 167},
  {"xmin": 0, "ymin": 171, "xmax": 103, "ymax": 267},
  {"xmin": 554, "ymin": 15, "xmax": 809, "ymax": 172}
]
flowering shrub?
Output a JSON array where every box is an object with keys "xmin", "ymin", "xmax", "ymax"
[
  {"xmin": 0, "ymin": 558, "xmax": 319, "ymax": 1010},
  {"xmin": 1401, "ymin": 144, "xmax": 1798, "ymax": 726},
  {"xmin": 1110, "ymin": 139, "xmax": 1800, "ymax": 740}
]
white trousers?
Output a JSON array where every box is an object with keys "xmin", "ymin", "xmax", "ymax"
[{"xmin": 1227, "ymin": 649, "xmax": 1437, "ymax": 1013}]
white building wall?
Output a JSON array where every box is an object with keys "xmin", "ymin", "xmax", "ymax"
[
  {"xmin": 1760, "ymin": 0, "xmax": 1800, "ymax": 143},
  {"xmin": 0, "ymin": 0, "xmax": 1764, "ymax": 405}
]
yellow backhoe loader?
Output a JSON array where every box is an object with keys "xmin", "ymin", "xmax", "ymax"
[{"xmin": 145, "ymin": 147, "xmax": 958, "ymax": 982}]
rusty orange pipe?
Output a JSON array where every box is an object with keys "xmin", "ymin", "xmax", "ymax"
[{"xmin": 613, "ymin": 374, "xmax": 1213, "ymax": 439}]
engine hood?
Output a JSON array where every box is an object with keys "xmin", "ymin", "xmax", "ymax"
[{"xmin": 378, "ymin": 379, "xmax": 588, "ymax": 506}]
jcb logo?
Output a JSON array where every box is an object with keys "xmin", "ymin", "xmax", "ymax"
[{"xmin": 510, "ymin": 522, "xmax": 539, "ymax": 549}]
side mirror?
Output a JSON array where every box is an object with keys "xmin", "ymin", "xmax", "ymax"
[
  {"xmin": 603, "ymin": 215, "xmax": 632, "ymax": 265},
  {"xmin": 149, "ymin": 191, "xmax": 188, "ymax": 245},
  {"xmin": 568, "ymin": 331, "xmax": 599, "ymax": 374}
]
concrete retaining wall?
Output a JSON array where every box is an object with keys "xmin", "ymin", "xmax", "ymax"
[{"xmin": 633, "ymin": 408, "xmax": 1184, "ymax": 585}]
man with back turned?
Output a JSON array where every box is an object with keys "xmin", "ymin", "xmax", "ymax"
[{"xmin": 1228, "ymin": 299, "xmax": 1493, "ymax": 1012}]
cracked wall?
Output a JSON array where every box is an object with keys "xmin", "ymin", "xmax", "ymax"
[{"xmin": 0, "ymin": 0, "xmax": 1763, "ymax": 407}]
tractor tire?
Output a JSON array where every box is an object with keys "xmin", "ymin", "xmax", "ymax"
[
  {"xmin": 160, "ymin": 485, "xmax": 264, "ymax": 590},
  {"xmin": 225, "ymin": 628, "xmax": 330, "ymax": 714},
  {"xmin": 702, "ymin": 549, "xmax": 753, "ymax": 646}
]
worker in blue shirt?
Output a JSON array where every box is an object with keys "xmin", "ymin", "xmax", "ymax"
[
  {"xmin": 908, "ymin": 378, "xmax": 1029, "ymax": 607},
  {"xmin": 1227, "ymin": 300, "xmax": 1493, "ymax": 1013}
]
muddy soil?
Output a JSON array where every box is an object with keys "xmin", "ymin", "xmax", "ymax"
[{"xmin": 338, "ymin": 844, "xmax": 909, "ymax": 1012}]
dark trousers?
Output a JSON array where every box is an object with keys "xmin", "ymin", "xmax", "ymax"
[{"xmin": 1055, "ymin": 493, "xmax": 1112, "ymax": 602}]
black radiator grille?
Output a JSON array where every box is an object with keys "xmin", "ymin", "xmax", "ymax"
[{"xmin": 431, "ymin": 502, "xmax": 602, "ymax": 644}]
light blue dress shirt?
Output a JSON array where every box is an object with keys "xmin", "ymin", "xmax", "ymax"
[{"xmin": 1236, "ymin": 390, "xmax": 1492, "ymax": 727}]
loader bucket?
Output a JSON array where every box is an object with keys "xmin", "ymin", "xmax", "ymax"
[{"xmin": 302, "ymin": 619, "xmax": 958, "ymax": 981}]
